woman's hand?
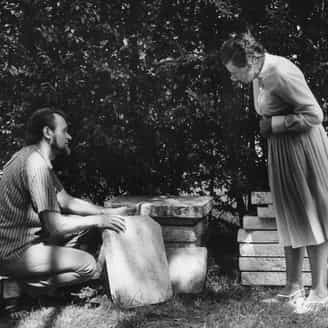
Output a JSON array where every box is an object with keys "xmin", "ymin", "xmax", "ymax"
[{"xmin": 259, "ymin": 117, "xmax": 272, "ymax": 137}]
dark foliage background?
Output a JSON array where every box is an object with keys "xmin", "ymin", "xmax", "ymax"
[{"xmin": 0, "ymin": 0, "xmax": 327, "ymax": 218}]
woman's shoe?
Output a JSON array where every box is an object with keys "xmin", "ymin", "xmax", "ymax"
[
  {"xmin": 293, "ymin": 294, "xmax": 328, "ymax": 314},
  {"xmin": 262, "ymin": 288, "xmax": 305, "ymax": 305}
]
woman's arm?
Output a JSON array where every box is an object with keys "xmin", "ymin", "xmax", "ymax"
[{"xmin": 271, "ymin": 64, "xmax": 323, "ymax": 134}]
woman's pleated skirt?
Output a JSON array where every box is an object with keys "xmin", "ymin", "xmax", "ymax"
[{"xmin": 268, "ymin": 125, "xmax": 328, "ymax": 248}]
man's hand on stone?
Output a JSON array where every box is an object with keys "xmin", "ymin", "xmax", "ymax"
[{"xmin": 98, "ymin": 215, "xmax": 126, "ymax": 233}]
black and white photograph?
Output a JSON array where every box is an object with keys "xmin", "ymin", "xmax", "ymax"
[{"xmin": 0, "ymin": 1, "xmax": 328, "ymax": 327}]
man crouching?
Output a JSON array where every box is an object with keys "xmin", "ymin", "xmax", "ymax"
[{"xmin": 0, "ymin": 107, "xmax": 128, "ymax": 304}]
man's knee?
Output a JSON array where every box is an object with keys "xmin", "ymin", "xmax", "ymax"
[{"xmin": 76, "ymin": 251, "xmax": 98, "ymax": 280}]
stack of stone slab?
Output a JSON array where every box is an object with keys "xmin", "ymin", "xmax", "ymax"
[
  {"xmin": 104, "ymin": 195, "xmax": 213, "ymax": 295},
  {"xmin": 238, "ymin": 191, "xmax": 311, "ymax": 286}
]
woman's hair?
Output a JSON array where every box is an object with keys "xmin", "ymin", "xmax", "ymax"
[
  {"xmin": 25, "ymin": 107, "xmax": 67, "ymax": 145},
  {"xmin": 220, "ymin": 32, "xmax": 265, "ymax": 68}
]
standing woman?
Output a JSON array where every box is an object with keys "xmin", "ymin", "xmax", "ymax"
[{"xmin": 220, "ymin": 32, "xmax": 328, "ymax": 313}]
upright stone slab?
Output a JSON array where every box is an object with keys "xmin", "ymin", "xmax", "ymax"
[
  {"xmin": 104, "ymin": 195, "xmax": 213, "ymax": 293},
  {"xmin": 102, "ymin": 215, "xmax": 172, "ymax": 308}
]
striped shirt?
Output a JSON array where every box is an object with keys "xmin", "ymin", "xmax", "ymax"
[{"xmin": 0, "ymin": 145, "xmax": 63, "ymax": 260}]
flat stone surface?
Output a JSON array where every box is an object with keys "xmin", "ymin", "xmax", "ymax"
[
  {"xmin": 242, "ymin": 216, "xmax": 277, "ymax": 230},
  {"xmin": 251, "ymin": 192, "xmax": 272, "ymax": 205},
  {"xmin": 241, "ymin": 272, "xmax": 311, "ymax": 286},
  {"xmin": 257, "ymin": 205, "xmax": 275, "ymax": 218},
  {"xmin": 104, "ymin": 195, "xmax": 213, "ymax": 219},
  {"xmin": 237, "ymin": 229, "xmax": 280, "ymax": 243},
  {"xmin": 239, "ymin": 257, "xmax": 311, "ymax": 272},
  {"xmin": 239, "ymin": 243, "xmax": 284, "ymax": 257},
  {"xmin": 102, "ymin": 215, "xmax": 172, "ymax": 308},
  {"xmin": 239, "ymin": 243, "xmax": 309, "ymax": 257}
]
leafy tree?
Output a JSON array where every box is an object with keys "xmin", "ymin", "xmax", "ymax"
[{"xmin": 0, "ymin": 0, "xmax": 327, "ymax": 218}]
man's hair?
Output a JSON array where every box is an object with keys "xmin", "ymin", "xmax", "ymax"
[
  {"xmin": 25, "ymin": 107, "xmax": 67, "ymax": 145},
  {"xmin": 220, "ymin": 32, "xmax": 265, "ymax": 68}
]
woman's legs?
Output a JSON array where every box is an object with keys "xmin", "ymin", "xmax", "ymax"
[
  {"xmin": 307, "ymin": 241, "xmax": 328, "ymax": 301},
  {"xmin": 283, "ymin": 246, "xmax": 305, "ymax": 294},
  {"xmin": 262, "ymin": 245, "xmax": 305, "ymax": 303},
  {"xmin": 280, "ymin": 242, "xmax": 328, "ymax": 302}
]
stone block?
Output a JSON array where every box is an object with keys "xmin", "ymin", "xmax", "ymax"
[
  {"xmin": 162, "ymin": 220, "xmax": 207, "ymax": 243},
  {"xmin": 166, "ymin": 247, "xmax": 207, "ymax": 294},
  {"xmin": 239, "ymin": 257, "xmax": 311, "ymax": 272},
  {"xmin": 242, "ymin": 216, "xmax": 277, "ymax": 230},
  {"xmin": 239, "ymin": 243, "xmax": 308, "ymax": 257},
  {"xmin": 257, "ymin": 205, "xmax": 275, "ymax": 218},
  {"xmin": 105, "ymin": 195, "xmax": 213, "ymax": 219},
  {"xmin": 240, "ymin": 243, "xmax": 284, "ymax": 257},
  {"xmin": 251, "ymin": 192, "xmax": 272, "ymax": 205},
  {"xmin": 237, "ymin": 229, "xmax": 279, "ymax": 243},
  {"xmin": 241, "ymin": 272, "xmax": 311, "ymax": 286},
  {"xmin": 102, "ymin": 215, "xmax": 172, "ymax": 308}
]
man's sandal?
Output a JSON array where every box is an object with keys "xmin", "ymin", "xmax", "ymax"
[{"xmin": 261, "ymin": 288, "xmax": 305, "ymax": 305}]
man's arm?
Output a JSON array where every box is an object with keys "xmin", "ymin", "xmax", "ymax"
[
  {"xmin": 39, "ymin": 210, "xmax": 126, "ymax": 239},
  {"xmin": 57, "ymin": 189, "xmax": 132, "ymax": 216}
]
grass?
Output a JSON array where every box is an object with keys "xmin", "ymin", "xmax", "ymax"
[{"xmin": 2, "ymin": 262, "xmax": 328, "ymax": 328}]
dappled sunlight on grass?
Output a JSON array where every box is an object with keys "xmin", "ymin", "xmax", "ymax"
[{"xmin": 4, "ymin": 266, "xmax": 328, "ymax": 328}]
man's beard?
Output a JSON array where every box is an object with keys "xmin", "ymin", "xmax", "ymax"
[{"xmin": 51, "ymin": 138, "xmax": 71, "ymax": 157}]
